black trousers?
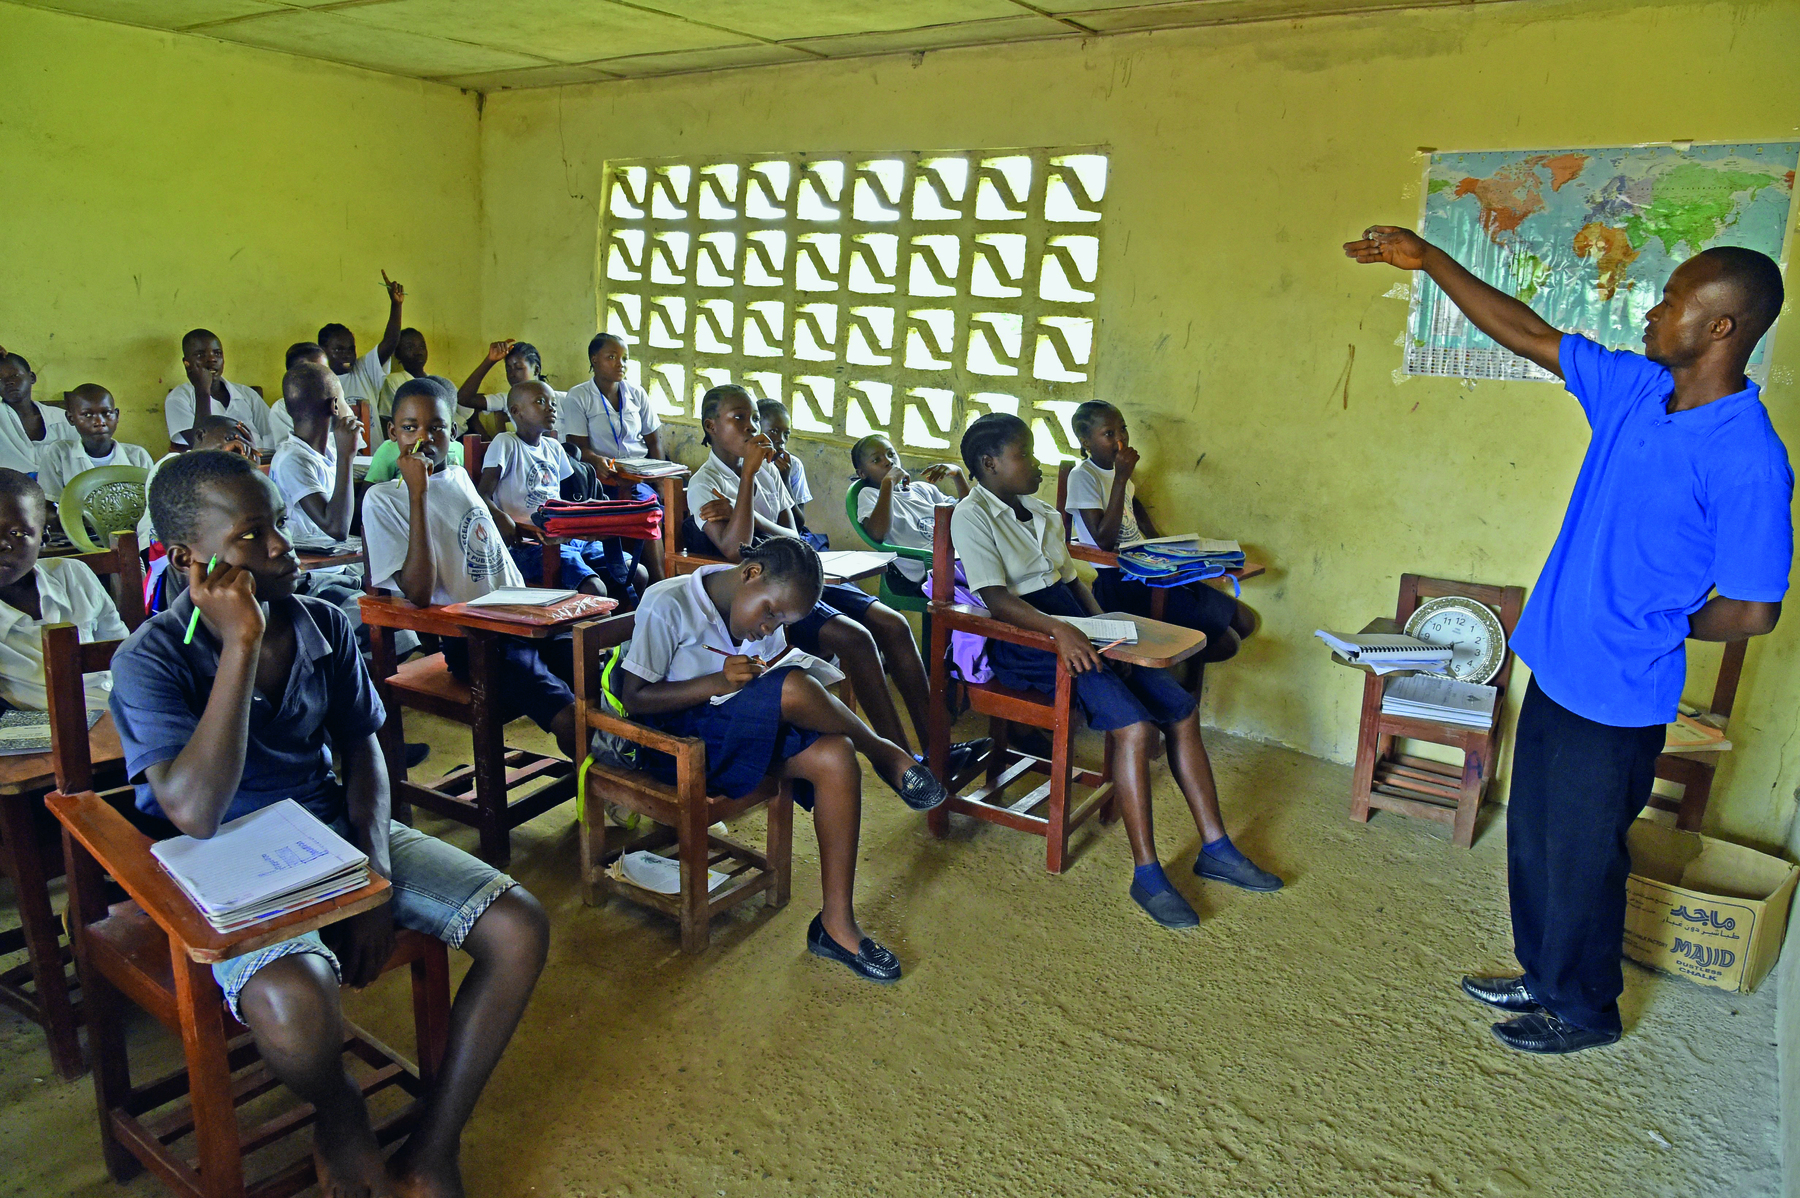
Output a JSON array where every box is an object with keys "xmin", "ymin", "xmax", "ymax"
[{"xmin": 1507, "ymin": 677, "xmax": 1664, "ymax": 1035}]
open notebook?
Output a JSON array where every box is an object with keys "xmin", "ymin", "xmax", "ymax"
[
  {"xmin": 150, "ymin": 800, "xmax": 370, "ymax": 933},
  {"xmin": 1063, "ymin": 616, "xmax": 1138, "ymax": 644},
  {"xmin": 710, "ymin": 649, "xmax": 845, "ymax": 704}
]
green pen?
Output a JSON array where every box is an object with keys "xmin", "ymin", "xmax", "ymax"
[{"xmin": 184, "ymin": 555, "xmax": 218, "ymax": 644}]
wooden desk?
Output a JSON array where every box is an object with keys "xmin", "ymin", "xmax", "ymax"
[
  {"xmin": 928, "ymin": 605, "xmax": 1207, "ymax": 670},
  {"xmin": 0, "ymin": 714, "xmax": 127, "ymax": 1079},
  {"xmin": 297, "ymin": 547, "xmax": 365, "ymax": 570},
  {"xmin": 818, "ymin": 551, "xmax": 896, "ymax": 585}
]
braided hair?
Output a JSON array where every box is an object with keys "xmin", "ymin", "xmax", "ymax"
[
  {"xmin": 1070, "ymin": 400, "xmax": 1118, "ymax": 456},
  {"xmin": 739, "ymin": 536, "xmax": 823, "ymax": 608},
  {"xmin": 699, "ymin": 383, "xmax": 752, "ymax": 447}
]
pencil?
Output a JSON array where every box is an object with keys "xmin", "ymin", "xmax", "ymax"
[
  {"xmin": 704, "ymin": 645, "xmax": 733, "ymax": 657},
  {"xmin": 763, "ymin": 644, "xmax": 796, "ymax": 669},
  {"xmin": 184, "ymin": 555, "xmax": 218, "ymax": 645},
  {"xmin": 1095, "ymin": 636, "xmax": 1129, "ymax": 655}
]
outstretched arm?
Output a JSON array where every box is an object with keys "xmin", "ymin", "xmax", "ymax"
[
  {"xmin": 459, "ymin": 340, "xmax": 513, "ymax": 411},
  {"xmin": 376, "ymin": 271, "xmax": 405, "ymax": 365},
  {"xmin": 1344, "ymin": 226, "xmax": 1563, "ymax": 377}
]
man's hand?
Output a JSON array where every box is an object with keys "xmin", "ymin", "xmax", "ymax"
[
  {"xmin": 382, "ymin": 270, "xmax": 405, "ymax": 304},
  {"xmin": 699, "ymin": 494, "xmax": 733, "ymax": 524},
  {"xmin": 190, "ymin": 557, "xmax": 264, "ymax": 647},
  {"xmin": 1343, "ymin": 225, "xmax": 1430, "ymax": 271},
  {"xmin": 331, "ymin": 411, "xmax": 364, "ymax": 457},
  {"xmin": 721, "ymin": 654, "xmax": 766, "ymax": 691},
  {"xmin": 333, "ymin": 904, "xmax": 396, "ymax": 989},
  {"xmin": 1050, "ymin": 622, "xmax": 1102, "ymax": 674},
  {"xmin": 397, "ymin": 441, "xmax": 430, "ymax": 493},
  {"xmin": 1112, "ymin": 446, "xmax": 1140, "ymax": 478},
  {"xmin": 186, "ymin": 360, "xmax": 216, "ymax": 395},
  {"xmin": 486, "ymin": 339, "xmax": 516, "ymax": 363}
]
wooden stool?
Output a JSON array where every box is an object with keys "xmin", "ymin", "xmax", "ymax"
[{"xmin": 571, "ymin": 615, "xmax": 793, "ymax": 953}]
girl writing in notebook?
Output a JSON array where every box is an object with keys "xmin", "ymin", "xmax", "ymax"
[{"xmin": 615, "ymin": 538, "xmax": 948, "ymax": 981}]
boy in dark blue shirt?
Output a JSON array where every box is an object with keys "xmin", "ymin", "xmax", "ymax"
[{"xmin": 110, "ymin": 450, "xmax": 549, "ymax": 1198}]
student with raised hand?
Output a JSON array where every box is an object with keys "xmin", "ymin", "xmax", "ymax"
[
  {"xmin": 457, "ymin": 338, "xmax": 556, "ymax": 429},
  {"xmin": 1346, "ymin": 225, "xmax": 1793, "ymax": 1055},
  {"xmin": 376, "ymin": 327, "xmax": 432, "ymax": 443},
  {"xmin": 0, "ymin": 349, "xmax": 79, "ymax": 474},
  {"xmin": 39, "ymin": 384, "xmax": 156, "ymax": 509},
  {"xmin": 691, "ymin": 384, "xmax": 989, "ymax": 780},
  {"xmin": 0, "ymin": 469, "xmax": 130, "ymax": 711},
  {"xmin": 618, "ymin": 536, "xmax": 945, "ymax": 981},
  {"xmin": 953, "ymin": 413, "xmax": 1282, "ymax": 929},
  {"xmin": 476, "ymin": 380, "xmax": 608, "ymax": 597},
  {"xmin": 1066, "ymin": 400, "xmax": 1257, "ymax": 672},
  {"xmin": 269, "ymin": 362, "xmax": 364, "ymax": 550},
  {"xmin": 163, "ymin": 329, "xmax": 276, "ymax": 451},
  {"xmin": 362, "ymin": 377, "xmax": 582, "ymax": 761},
  {"xmin": 270, "ymin": 272, "xmax": 402, "ymax": 448},
  {"xmin": 851, "ymin": 434, "xmax": 966, "ymax": 603},
  {"xmin": 109, "ymin": 449, "xmax": 548, "ymax": 1198}
]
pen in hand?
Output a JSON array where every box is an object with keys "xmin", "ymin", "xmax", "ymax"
[{"xmin": 184, "ymin": 555, "xmax": 218, "ymax": 645}]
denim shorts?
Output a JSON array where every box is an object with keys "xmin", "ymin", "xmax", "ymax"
[{"xmin": 212, "ymin": 818, "xmax": 515, "ymax": 1022}]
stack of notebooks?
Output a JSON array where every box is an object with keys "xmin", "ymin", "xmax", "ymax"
[
  {"xmin": 445, "ymin": 588, "xmax": 618, "ymax": 625},
  {"xmin": 150, "ymin": 800, "xmax": 370, "ymax": 933},
  {"xmin": 1315, "ymin": 630, "xmax": 1453, "ymax": 675},
  {"xmin": 1380, "ymin": 674, "xmax": 1498, "ymax": 728},
  {"xmin": 606, "ymin": 457, "xmax": 688, "ymax": 478}
]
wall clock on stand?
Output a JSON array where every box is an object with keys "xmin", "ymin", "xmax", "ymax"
[{"xmin": 1405, "ymin": 595, "xmax": 1507, "ymax": 685}]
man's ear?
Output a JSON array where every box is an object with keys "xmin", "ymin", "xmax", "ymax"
[
  {"xmin": 1711, "ymin": 313, "xmax": 1738, "ymax": 342},
  {"xmin": 165, "ymin": 542, "xmax": 195, "ymax": 573}
]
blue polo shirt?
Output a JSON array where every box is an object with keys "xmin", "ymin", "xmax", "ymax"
[
  {"xmin": 1511, "ymin": 335, "xmax": 1793, "ymax": 727},
  {"xmin": 110, "ymin": 593, "xmax": 386, "ymax": 824}
]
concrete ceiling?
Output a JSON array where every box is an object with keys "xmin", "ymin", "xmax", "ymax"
[{"xmin": 11, "ymin": 0, "xmax": 1514, "ymax": 91}]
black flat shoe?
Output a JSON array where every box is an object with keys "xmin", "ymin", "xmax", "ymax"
[
  {"xmin": 1491, "ymin": 1012, "xmax": 1619, "ymax": 1055},
  {"xmin": 944, "ymin": 738, "xmax": 993, "ymax": 779},
  {"xmin": 405, "ymin": 742, "xmax": 430, "ymax": 769},
  {"xmin": 892, "ymin": 764, "xmax": 950, "ymax": 811},
  {"xmin": 1461, "ymin": 974, "xmax": 1543, "ymax": 1013},
  {"xmin": 1130, "ymin": 881, "xmax": 1199, "ymax": 929},
  {"xmin": 806, "ymin": 913, "xmax": 902, "ymax": 983},
  {"xmin": 1194, "ymin": 850, "xmax": 1283, "ymax": 892}
]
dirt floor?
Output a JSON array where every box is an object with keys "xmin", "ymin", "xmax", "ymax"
[{"xmin": 0, "ymin": 716, "xmax": 1782, "ymax": 1198}]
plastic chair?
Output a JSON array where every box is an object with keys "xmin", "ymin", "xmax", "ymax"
[
  {"xmin": 58, "ymin": 465, "xmax": 149, "ymax": 554},
  {"xmin": 844, "ymin": 479, "xmax": 931, "ymax": 615}
]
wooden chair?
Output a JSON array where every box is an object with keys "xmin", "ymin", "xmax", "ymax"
[
  {"xmin": 42, "ymin": 625, "xmax": 451, "ymax": 1198},
  {"xmin": 75, "ymin": 529, "xmax": 148, "ymax": 631},
  {"xmin": 660, "ymin": 476, "xmax": 727, "ymax": 579},
  {"xmin": 1648, "ymin": 639, "xmax": 1747, "ymax": 831},
  {"xmin": 923, "ymin": 505, "xmax": 1120, "ymax": 873},
  {"xmin": 1347, "ymin": 574, "xmax": 1527, "ymax": 848},
  {"xmin": 571, "ymin": 615, "xmax": 793, "ymax": 953},
  {"xmin": 458, "ymin": 433, "xmax": 564, "ymax": 589}
]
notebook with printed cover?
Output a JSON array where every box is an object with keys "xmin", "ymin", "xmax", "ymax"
[
  {"xmin": 444, "ymin": 592, "xmax": 618, "ymax": 625},
  {"xmin": 0, "ymin": 707, "xmax": 104, "ymax": 757},
  {"xmin": 150, "ymin": 799, "xmax": 370, "ymax": 933}
]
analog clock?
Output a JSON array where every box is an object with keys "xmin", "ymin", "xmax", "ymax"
[{"xmin": 1404, "ymin": 596, "xmax": 1507, "ymax": 685}]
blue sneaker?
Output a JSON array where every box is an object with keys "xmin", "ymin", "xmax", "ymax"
[{"xmin": 1130, "ymin": 880, "xmax": 1199, "ymax": 928}]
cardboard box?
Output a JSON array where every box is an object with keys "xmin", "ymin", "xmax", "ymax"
[{"xmin": 1622, "ymin": 819, "xmax": 1800, "ymax": 994}]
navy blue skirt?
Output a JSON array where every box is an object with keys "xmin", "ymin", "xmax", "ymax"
[
  {"xmin": 987, "ymin": 583, "xmax": 1197, "ymax": 732},
  {"xmin": 642, "ymin": 666, "xmax": 819, "ymax": 807},
  {"xmin": 1092, "ymin": 567, "xmax": 1238, "ymax": 640}
]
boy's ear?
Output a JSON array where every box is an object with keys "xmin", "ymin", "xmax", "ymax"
[
  {"xmin": 165, "ymin": 543, "xmax": 194, "ymax": 573},
  {"xmin": 741, "ymin": 561, "xmax": 763, "ymax": 585}
]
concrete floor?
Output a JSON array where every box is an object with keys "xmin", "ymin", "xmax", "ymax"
[{"xmin": 0, "ymin": 716, "xmax": 1782, "ymax": 1198}]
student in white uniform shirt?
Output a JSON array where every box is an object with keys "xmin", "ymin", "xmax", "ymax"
[
  {"xmin": 285, "ymin": 271, "xmax": 401, "ymax": 451},
  {"xmin": 38, "ymin": 384, "xmax": 156, "ymax": 507},
  {"xmin": 475, "ymin": 381, "xmax": 607, "ymax": 596},
  {"xmin": 267, "ymin": 364, "xmax": 364, "ymax": 551},
  {"xmin": 0, "ymin": 349, "xmax": 80, "ymax": 475},
  {"xmin": 758, "ymin": 399, "xmax": 829, "ymax": 551},
  {"xmin": 850, "ymin": 433, "xmax": 967, "ymax": 601},
  {"xmin": 0, "ymin": 470, "xmax": 130, "ymax": 710},
  {"xmin": 456, "ymin": 339, "xmax": 557, "ymax": 437},
  {"xmin": 375, "ymin": 327, "xmax": 432, "ymax": 446},
  {"xmin": 162, "ymin": 329, "xmax": 276, "ymax": 451},
  {"xmin": 362, "ymin": 377, "xmax": 579, "ymax": 761},
  {"xmin": 138, "ymin": 417, "xmax": 258, "ymax": 574},
  {"xmin": 562, "ymin": 333, "xmax": 667, "ymax": 586}
]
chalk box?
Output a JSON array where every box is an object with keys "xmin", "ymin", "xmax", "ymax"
[{"xmin": 1622, "ymin": 819, "xmax": 1800, "ymax": 994}]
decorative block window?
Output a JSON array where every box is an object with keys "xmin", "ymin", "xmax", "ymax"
[{"xmin": 596, "ymin": 149, "xmax": 1107, "ymax": 461}]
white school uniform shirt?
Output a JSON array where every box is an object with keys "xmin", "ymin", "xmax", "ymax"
[
  {"xmin": 561, "ymin": 378, "xmax": 660, "ymax": 457},
  {"xmin": 785, "ymin": 457, "xmax": 813, "ymax": 506},
  {"xmin": 269, "ymin": 435, "xmax": 350, "ymax": 549},
  {"xmin": 161, "ymin": 379, "xmax": 276, "ymax": 450},
  {"xmin": 857, "ymin": 480, "xmax": 954, "ymax": 583},
  {"xmin": 137, "ymin": 452, "xmax": 179, "ymax": 545},
  {"xmin": 687, "ymin": 451, "xmax": 793, "ymax": 533},
  {"xmin": 0, "ymin": 402, "xmax": 79, "ymax": 474},
  {"xmin": 950, "ymin": 483, "xmax": 1077, "ymax": 596},
  {"xmin": 363, "ymin": 466, "xmax": 524, "ymax": 606},
  {"xmin": 622, "ymin": 565, "xmax": 787, "ymax": 686},
  {"xmin": 485, "ymin": 431, "xmax": 571, "ymax": 525},
  {"xmin": 0, "ymin": 557, "xmax": 129, "ymax": 710},
  {"xmin": 1063, "ymin": 457, "xmax": 1144, "ymax": 549},
  {"xmin": 37, "ymin": 440, "xmax": 155, "ymax": 503}
]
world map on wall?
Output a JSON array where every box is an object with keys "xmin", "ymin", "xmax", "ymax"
[{"xmin": 1406, "ymin": 143, "xmax": 1799, "ymax": 382}]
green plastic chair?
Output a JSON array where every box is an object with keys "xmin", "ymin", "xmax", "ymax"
[
  {"xmin": 58, "ymin": 465, "xmax": 149, "ymax": 553},
  {"xmin": 845, "ymin": 479, "xmax": 932, "ymax": 615}
]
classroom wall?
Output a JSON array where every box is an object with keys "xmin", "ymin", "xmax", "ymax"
[
  {"xmin": 0, "ymin": 4, "xmax": 483, "ymax": 451},
  {"xmin": 478, "ymin": 0, "xmax": 1800, "ymax": 847}
]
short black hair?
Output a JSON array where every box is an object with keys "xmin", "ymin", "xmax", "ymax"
[
  {"xmin": 192, "ymin": 413, "xmax": 249, "ymax": 443},
  {"xmin": 1070, "ymin": 400, "xmax": 1118, "ymax": 449},
  {"xmin": 399, "ymin": 326, "xmax": 425, "ymax": 341},
  {"xmin": 960, "ymin": 412, "xmax": 1030, "ymax": 478},
  {"xmin": 1, "ymin": 351, "xmax": 32, "ymax": 373},
  {"xmin": 1698, "ymin": 245, "xmax": 1786, "ymax": 344},
  {"xmin": 0, "ymin": 469, "xmax": 47, "ymax": 522},
  {"xmin": 741, "ymin": 536, "xmax": 824, "ymax": 607},
  {"xmin": 392, "ymin": 374, "xmax": 455, "ymax": 413},
  {"xmin": 285, "ymin": 341, "xmax": 325, "ymax": 369},
  {"xmin": 508, "ymin": 341, "xmax": 545, "ymax": 379},
  {"xmin": 587, "ymin": 331, "xmax": 625, "ymax": 359},
  {"xmin": 282, "ymin": 362, "xmax": 335, "ymax": 416},
  {"xmin": 317, "ymin": 322, "xmax": 352, "ymax": 347},
  {"xmin": 149, "ymin": 450, "xmax": 260, "ymax": 547},
  {"xmin": 181, "ymin": 328, "xmax": 219, "ymax": 355},
  {"xmin": 757, "ymin": 399, "xmax": 791, "ymax": 424},
  {"xmin": 699, "ymin": 383, "xmax": 752, "ymax": 446}
]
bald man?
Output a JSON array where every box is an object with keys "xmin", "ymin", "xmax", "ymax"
[
  {"xmin": 1346, "ymin": 229, "xmax": 1793, "ymax": 1054},
  {"xmin": 268, "ymin": 362, "xmax": 363, "ymax": 549}
]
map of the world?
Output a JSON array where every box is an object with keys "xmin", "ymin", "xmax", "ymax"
[{"xmin": 1406, "ymin": 142, "xmax": 1798, "ymax": 382}]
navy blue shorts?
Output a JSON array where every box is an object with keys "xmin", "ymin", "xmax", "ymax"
[
  {"xmin": 987, "ymin": 583, "xmax": 1196, "ymax": 732},
  {"xmin": 442, "ymin": 634, "xmax": 575, "ymax": 732},
  {"xmin": 1092, "ymin": 568, "xmax": 1238, "ymax": 641},
  {"xmin": 643, "ymin": 666, "xmax": 819, "ymax": 806},
  {"xmin": 508, "ymin": 539, "xmax": 599, "ymax": 591}
]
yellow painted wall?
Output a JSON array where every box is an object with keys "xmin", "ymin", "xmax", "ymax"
[
  {"xmin": 478, "ymin": 0, "xmax": 1800, "ymax": 846},
  {"xmin": 0, "ymin": 4, "xmax": 483, "ymax": 451}
]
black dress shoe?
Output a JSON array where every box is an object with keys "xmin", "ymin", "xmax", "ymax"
[
  {"xmin": 892, "ymin": 764, "xmax": 950, "ymax": 811},
  {"xmin": 944, "ymin": 738, "xmax": 993, "ymax": 778},
  {"xmin": 405, "ymin": 742, "xmax": 430, "ymax": 769},
  {"xmin": 1461, "ymin": 974, "xmax": 1543, "ymax": 1013},
  {"xmin": 1129, "ymin": 881, "xmax": 1199, "ymax": 929},
  {"xmin": 806, "ymin": 913, "xmax": 902, "ymax": 983},
  {"xmin": 1491, "ymin": 1012, "xmax": 1619, "ymax": 1055}
]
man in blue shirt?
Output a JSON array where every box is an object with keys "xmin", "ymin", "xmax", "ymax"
[{"xmin": 1346, "ymin": 228, "xmax": 1792, "ymax": 1054}]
